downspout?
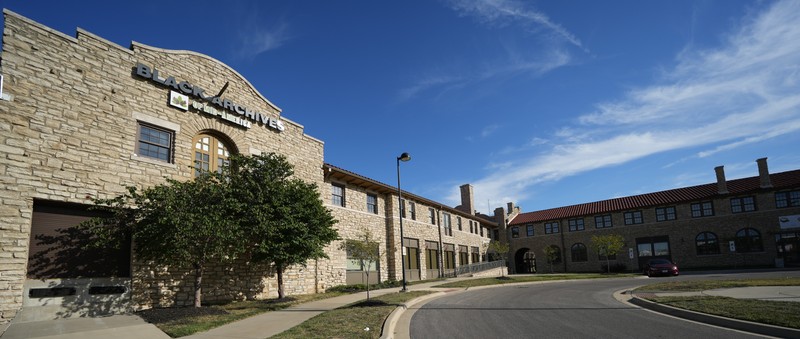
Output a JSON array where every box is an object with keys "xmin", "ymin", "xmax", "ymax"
[
  {"xmin": 560, "ymin": 224, "xmax": 567, "ymax": 272},
  {"xmin": 437, "ymin": 207, "xmax": 443, "ymax": 278}
]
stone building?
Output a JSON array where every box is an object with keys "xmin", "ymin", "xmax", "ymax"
[
  {"xmin": 0, "ymin": 10, "xmax": 499, "ymax": 326},
  {"xmin": 507, "ymin": 158, "xmax": 800, "ymax": 274}
]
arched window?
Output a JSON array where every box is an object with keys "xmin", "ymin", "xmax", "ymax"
[
  {"xmin": 735, "ymin": 228, "xmax": 763, "ymax": 253},
  {"xmin": 193, "ymin": 133, "xmax": 232, "ymax": 176},
  {"xmin": 571, "ymin": 243, "xmax": 587, "ymax": 262},
  {"xmin": 695, "ymin": 232, "xmax": 719, "ymax": 255}
]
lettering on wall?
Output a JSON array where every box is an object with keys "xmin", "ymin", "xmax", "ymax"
[{"xmin": 134, "ymin": 63, "xmax": 285, "ymax": 132}]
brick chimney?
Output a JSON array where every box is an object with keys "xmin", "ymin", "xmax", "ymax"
[
  {"xmin": 459, "ymin": 184, "xmax": 475, "ymax": 215},
  {"xmin": 714, "ymin": 166, "xmax": 728, "ymax": 194},
  {"xmin": 757, "ymin": 157, "xmax": 772, "ymax": 188}
]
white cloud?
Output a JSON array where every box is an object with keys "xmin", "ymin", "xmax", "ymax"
[
  {"xmin": 451, "ymin": 0, "xmax": 800, "ymax": 213},
  {"xmin": 235, "ymin": 17, "xmax": 292, "ymax": 59},
  {"xmin": 445, "ymin": 0, "xmax": 584, "ymax": 50}
]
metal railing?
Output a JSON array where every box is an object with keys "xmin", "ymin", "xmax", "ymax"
[{"xmin": 443, "ymin": 260, "xmax": 506, "ymax": 278}]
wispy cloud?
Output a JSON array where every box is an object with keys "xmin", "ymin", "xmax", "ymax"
[
  {"xmin": 397, "ymin": 1, "xmax": 576, "ymax": 102},
  {"xmin": 234, "ymin": 12, "xmax": 292, "ymax": 60},
  {"xmin": 451, "ymin": 0, "xmax": 800, "ymax": 212},
  {"xmin": 397, "ymin": 50, "xmax": 570, "ymax": 102},
  {"xmin": 445, "ymin": 0, "xmax": 584, "ymax": 50}
]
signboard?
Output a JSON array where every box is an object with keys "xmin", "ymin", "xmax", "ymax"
[
  {"xmin": 628, "ymin": 248, "xmax": 634, "ymax": 259},
  {"xmin": 134, "ymin": 63, "xmax": 284, "ymax": 132},
  {"xmin": 402, "ymin": 246, "xmax": 407, "ymax": 256},
  {"xmin": 779, "ymin": 215, "xmax": 800, "ymax": 230},
  {"xmin": 729, "ymin": 240, "xmax": 736, "ymax": 252}
]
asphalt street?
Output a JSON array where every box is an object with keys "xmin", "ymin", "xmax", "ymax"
[{"xmin": 409, "ymin": 271, "xmax": 800, "ymax": 339}]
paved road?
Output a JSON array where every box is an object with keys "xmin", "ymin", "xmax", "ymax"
[{"xmin": 409, "ymin": 271, "xmax": 800, "ymax": 339}]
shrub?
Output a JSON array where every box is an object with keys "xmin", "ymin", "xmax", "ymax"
[{"xmin": 600, "ymin": 263, "xmax": 627, "ymax": 273}]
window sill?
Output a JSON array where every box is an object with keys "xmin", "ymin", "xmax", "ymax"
[{"xmin": 130, "ymin": 154, "xmax": 177, "ymax": 168}]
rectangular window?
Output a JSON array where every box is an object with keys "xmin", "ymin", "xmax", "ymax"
[
  {"xmin": 776, "ymin": 191, "xmax": 800, "ymax": 208},
  {"xmin": 459, "ymin": 245, "xmax": 469, "ymax": 266},
  {"xmin": 545, "ymin": 221, "xmax": 560, "ymax": 234},
  {"xmin": 471, "ymin": 246, "xmax": 480, "ymax": 263},
  {"xmin": 568, "ymin": 218, "xmax": 584, "ymax": 232},
  {"xmin": 457, "ymin": 217, "xmax": 462, "ymax": 231},
  {"xmin": 443, "ymin": 213, "xmax": 452, "ymax": 236},
  {"xmin": 409, "ymin": 202, "xmax": 416, "ymax": 220},
  {"xmin": 655, "ymin": 206, "xmax": 676, "ymax": 222},
  {"xmin": 367, "ymin": 194, "xmax": 378, "ymax": 214},
  {"xmin": 731, "ymin": 196, "xmax": 756, "ymax": 213},
  {"xmin": 526, "ymin": 224, "xmax": 534, "ymax": 237},
  {"xmin": 429, "ymin": 208, "xmax": 436, "ymax": 225},
  {"xmin": 691, "ymin": 201, "xmax": 714, "ymax": 217},
  {"xmin": 332, "ymin": 184, "xmax": 345, "ymax": 207},
  {"xmin": 511, "ymin": 226, "xmax": 520, "ymax": 238},
  {"xmin": 399, "ymin": 198, "xmax": 406, "ymax": 218},
  {"xmin": 426, "ymin": 241, "xmax": 440, "ymax": 270},
  {"xmin": 480, "ymin": 226, "xmax": 484, "ymax": 237},
  {"xmin": 623, "ymin": 211, "xmax": 643, "ymax": 225},
  {"xmin": 137, "ymin": 123, "xmax": 173, "ymax": 163},
  {"xmin": 594, "ymin": 215, "xmax": 612, "ymax": 228}
]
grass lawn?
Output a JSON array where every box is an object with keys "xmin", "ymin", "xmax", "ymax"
[
  {"xmin": 635, "ymin": 277, "xmax": 800, "ymax": 292},
  {"xmin": 434, "ymin": 273, "xmax": 638, "ymax": 288},
  {"xmin": 139, "ymin": 292, "xmax": 348, "ymax": 337},
  {"xmin": 637, "ymin": 277, "xmax": 800, "ymax": 329},
  {"xmin": 271, "ymin": 291, "xmax": 432, "ymax": 339}
]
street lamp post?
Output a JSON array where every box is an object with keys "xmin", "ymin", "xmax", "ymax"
[{"xmin": 396, "ymin": 152, "xmax": 411, "ymax": 292}]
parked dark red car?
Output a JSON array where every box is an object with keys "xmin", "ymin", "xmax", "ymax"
[{"xmin": 643, "ymin": 259, "xmax": 679, "ymax": 277}]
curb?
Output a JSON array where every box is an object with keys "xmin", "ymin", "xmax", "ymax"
[
  {"xmin": 627, "ymin": 292, "xmax": 800, "ymax": 338},
  {"xmin": 379, "ymin": 291, "xmax": 446, "ymax": 339}
]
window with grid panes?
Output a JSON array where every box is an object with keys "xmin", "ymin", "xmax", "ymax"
[
  {"xmin": 776, "ymin": 191, "xmax": 800, "ymax": 208},
  {"xmin": 545, "ymin": 221, "xmax": 559, "ymax": 234},
  {"xmin": 655, "ymin": 206, "xmax": 676, "ymax": 222},
  {"xmin": 594, "ymin": 215, "xmax": 612, "ymax": 228},
  {"xmin": 569, "ymin": 218, "xmax": 584, "ymax": 231},
  {"xmin": 193, "ymin": 134, "xmax": 230, "ymax": 176},
  {"xmin": 367, "ymin": 194, "xmax": 378, "ymax": 214},
  {"xmin": 691, "ymin": 201, "xmax": 714, "ymax": 217},
  {"xmin": 331, "ymin": 184, "xmax": 345, "ymax": 207},
  {"xmin": 137, "ymin": 123, "xmax": 173, "ymax": 163},
  {"xmin": 730, "ymin": 196, "xmax": 756, "ymax": 213},
  {"xmin": 623, "ymin": 211, "xmax": 643, "ymax": 225}
]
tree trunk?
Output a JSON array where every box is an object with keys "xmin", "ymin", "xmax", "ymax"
[
  {"xmin": 193, "ymin": 262, "xmax": 204, "ymax": 308},
  {"xmin": 276, "ymin": 263, "xmax": 285, "ymax": 299},
  {"xmin": 605, "ymin": 257, "xmax": 611, "ymax": 274},
  {"xmin": 365, "ymin": 271, "xmax": 370, "ymax": 300}
]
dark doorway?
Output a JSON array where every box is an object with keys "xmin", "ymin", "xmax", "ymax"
[
  {"xmin": 514, "ymin": 248, "xmax": 536, "ymax": 274},
  {"xmin": 777, "ymin": 232, "xmax": 800, "ymax": 267}
]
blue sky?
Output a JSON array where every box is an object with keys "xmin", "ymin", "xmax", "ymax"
[{"xmin": 4, "ymin": 1, "xmax": 800, "ymax": 214}]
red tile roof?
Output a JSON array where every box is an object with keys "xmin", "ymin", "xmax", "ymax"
[{"xmin": 509, "ymin": 169, "xmax": 800, "ymax": 226}]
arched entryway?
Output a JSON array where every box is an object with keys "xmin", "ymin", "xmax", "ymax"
[{"xmin": 514, "ymin": 248, "xmax": 537, "ymax": 274}]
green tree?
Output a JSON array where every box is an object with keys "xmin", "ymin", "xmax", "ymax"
[
  {"xmin": 81, "ymin": 173, "xmax": 242, "ymax": 307},
  {"xmin": 591, "ymin": 234, "xmax": 626, "ymax": 273},
  {"xmin": 543, "ymin": 245, "xmax": 561, "ymax": 273},
  {"xmin": 486, "ymin": 240, "xmax": 510, "ymax": 276},
  {"xmin": 339, "ymin": 228, "xmax": 380, "ymax": 299},
  {"xmin": 227, "ymin": 153, "xmax": 339, "ymax": 299}
]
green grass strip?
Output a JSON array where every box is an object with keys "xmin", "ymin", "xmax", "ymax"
[{"xmin": 271, "ymin": 291, "xmax": 432, "ymax": 339}]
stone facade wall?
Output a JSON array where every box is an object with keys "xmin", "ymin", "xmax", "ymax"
[
  {"xmin": 0, "ymin": 9, "xmax": 328, "ymax": 322},
  {"xmin": 509, "ymin": 188, "xmax": 800, "ymax": 273},
  {"xmin": 323, "ymin": 173, "xmax": 495, "ymax": 283}
]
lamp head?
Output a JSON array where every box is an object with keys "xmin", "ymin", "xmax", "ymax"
[{"xmin": 398, "ymin": 152, "xmax": 411, "ymax": 162}]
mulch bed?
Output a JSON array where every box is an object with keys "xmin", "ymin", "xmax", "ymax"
[{"xmin": 137, "ymin": 306, "xmax": 229, "ymax": 324}]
